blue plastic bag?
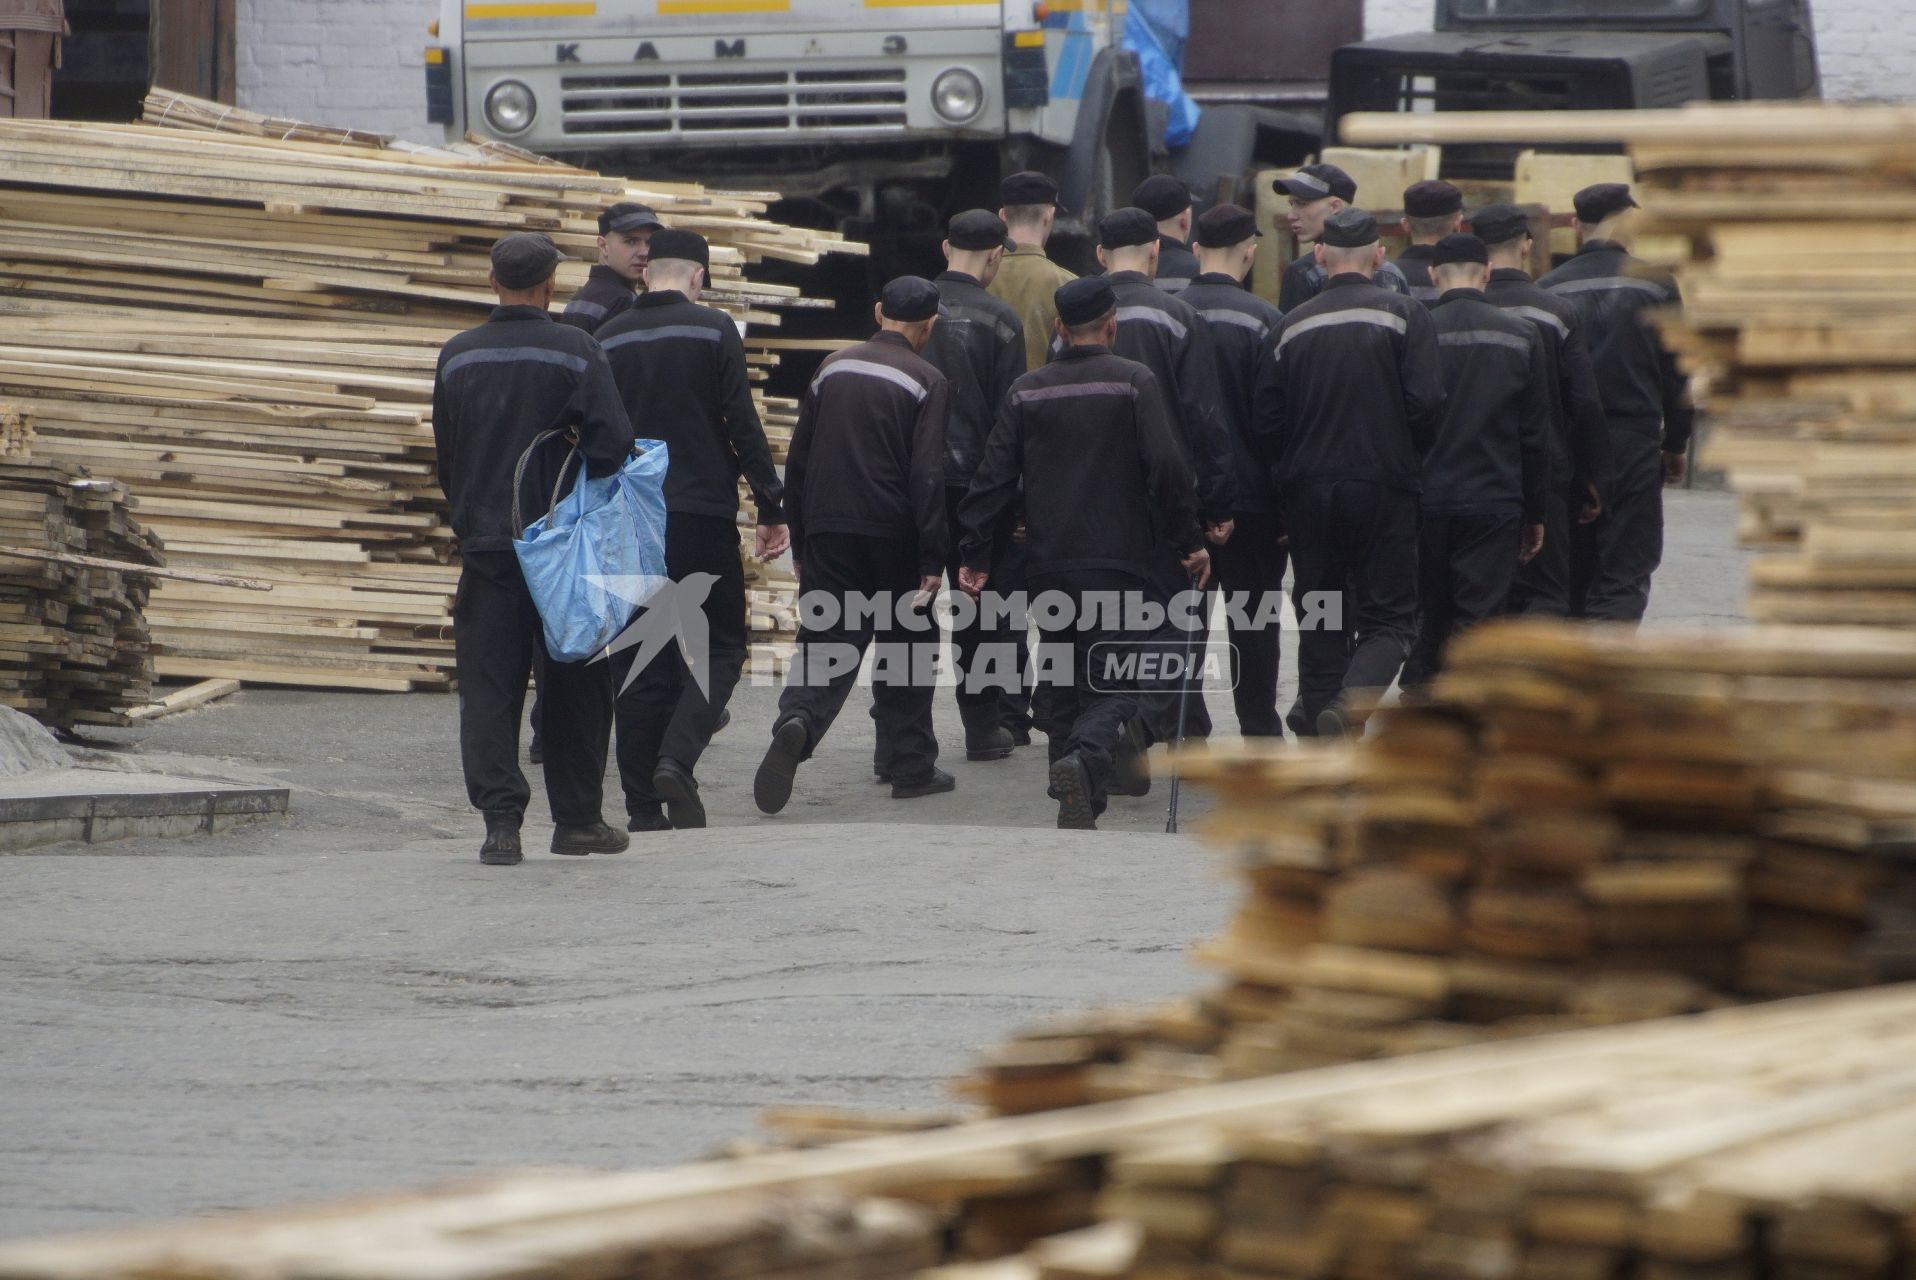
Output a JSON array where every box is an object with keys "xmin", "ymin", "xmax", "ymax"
[
  {"xmin": 513, "ymin": 436, "xmax": 669, "ymax": 663},
  {"xmin": 1124, "ymin": 0, "xmax": 1202, "ymax": 150}
]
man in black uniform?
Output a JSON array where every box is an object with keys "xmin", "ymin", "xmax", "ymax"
[
  {"xmin": 1275, "ymin": 164, "xmax": 1411, "ymax": 312},
  {"xmin": 1393, "ymin": 179, "xmax": 1465, "ymax": 305},
  {"xmin": 1132, "ymin": 174, "xmax": 1200, "ymax": 294},
  {"xmin": 754, "ymin": 277, "xmax": 953, "ymax": 814},
  {"xmin": 924, "ymin": 209, "xmax": 1027, "ymax": 762},
  {"xmin": 958, "ymin": 276, "xmax": 1210, "ymax": 829},
  {"xmin": 596, "ymin": 230, "xmax": 789, "ymax": 832},
  {"xmin": 560, "ymin": 202, "xmax": 662, "ymax": 334},
  {"xmin": 1473, "ymin": 203, "xmax": 1612, "ymax": 617},
  {"xmin": 1095, "ymin": 206, "xmax": 1235, "ymax": 743},
  {"xmin": 432, "ymin": 233, "xmax": 635, "ymax": 865},
  {"xmin": 1179, "ymin": 203, "xmax": 1288, "ymax": 738},
  {"xmin": 1252, "ymin": 208, "xmax": 1444, "ymax": 738},
  {"xmin": 1402, "ymin": 234, "xmax": 1550, "ymax": 691},
  {"xmin": 1540, "ymin": 183, "xmax": 1694, "ymax": 622}
]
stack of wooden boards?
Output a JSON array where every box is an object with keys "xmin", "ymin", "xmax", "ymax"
[
  {"xmin": 1339, "ymin": 103, "xmax": 1916, "ymax": 627},
  {"xmin": 12, "ymin": 987, "xmax": 1916, "ymax": 1280},
  {"xmin": 962, "ymin": 621, "xmax": 1916, "ymax": 1115},
  {"xmin": 0, "ymin": 405, "xmax": 160, "ymax": 730},
  {"xmin": 0, "ymin": 92, "xmax": 855, "ymax": 689}
]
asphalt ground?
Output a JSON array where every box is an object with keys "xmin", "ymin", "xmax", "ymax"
[{"xmin": 0, "ymin": 490, "xmax": 1747, "ymax": 1238}]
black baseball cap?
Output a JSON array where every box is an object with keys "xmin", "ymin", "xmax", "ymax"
[
  {"xmin": 880, "ymin": 275, "xmax": 940, "ymax": 322},
  {"xmin": 1432, "ymin": 233, "xmax": 1489, "ymax": 267},
  {"xmin": 1470, "ymin": 203, "xmax": 1531, "ymax": 246},
  {"xmin": 1098, "ymin": 207, "xmax": 1159, "ymax": 250},
  {"xmin": 1275, "ymin": 163, "xmax": 1357, "ymax": 204},
  {"xmin": 947, "ymin": 209, "xmax": 1015, "ymax": 252},
  {"xmin": 1318, "ymin": 207, "xmax": 1379, "ymax": 249},
  {"xmin": 1131, "ymin": 174, "xmax": 1192, "ymax": 221},
  {"xmin": 647, "ymin": 228, "xmax": 709, "ymax": 270},
  {"xmin": 1000, "ymin": 170, "xmax": 1063, "ymax": 209},
  {"xmin": 1574, "ymin": 183, "xmax": 1639, "ymax": 224},
  {"xmin": 1403, "ymin": 179, "xmax": 1464, "ymax": 219},
  {"xmin": 598, "ymin": 202, "xmax": 663, "ymax": 236},
  {"xmin": 491, "ymin": 232, "xmax": 567, "ymax": 289},
  {"xmin": 1056, "ymin": 276, "xmax": 1117, "ymax": 328},
  {"xmin": 1194, "ymin": 203, "xmax": 1261, "ymax": 249}
]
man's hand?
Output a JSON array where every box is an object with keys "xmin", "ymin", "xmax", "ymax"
[
  {"xmin": 755, "ymin": 523, "xmax": 790, "ymax": 561},
  {"xmin": 1206, "ymin": 518, "xmax": 1235, "ymax": 546},
  {"xmin": 912, "ymin": 573, "xmax": 942, "ymax": 608},
  {"xmin": 1663, "ymin": 450, "xmax": 1687, "ymax": 485},
  {"xmin": 1578, "ymin": 483, "xmax": 1602, "ymax": 525},
  {"xmin": 958, "ymin": 566, "xmax": 989, "ymax": 597},
  {"xmin": 1011, "ymin": 518, "xmax": 1027, "ymax": 545},
  {"xmin": 1519, "ymin": 522, "xmax": 1546, "ymax": 565},
  {"xmin": 1181, "ymin": 546, "xmax": 1213, "ymax": 589}
]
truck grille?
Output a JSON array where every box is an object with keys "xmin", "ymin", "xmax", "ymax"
[{"xmin": 560, "ymin": 68, "xmax": 909, "ymax": 136}]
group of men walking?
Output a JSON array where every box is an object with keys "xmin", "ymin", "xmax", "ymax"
[{"xmin": 432, "ymin": 161, "xmax": 1692, "ymax": 856}]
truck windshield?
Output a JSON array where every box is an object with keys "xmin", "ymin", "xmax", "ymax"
[{"xmin": 1450, "ymin": 0, "xmax": 1710, "ymax": 18}]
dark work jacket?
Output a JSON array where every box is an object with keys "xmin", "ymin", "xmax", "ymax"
[
  {"xmin": 923, "ymin": 270, "xmax": 1027, "ymax": 487},
  {"xmin": 432, "ymin": 304, "xmax": 635, "ymax": 553},
  {"xmin": 1105, "ymin": 270, "xmax": 1236, "ymax": 522},
  {"xmin": 1280, "ymin": 251, "xmax": 1410, "ymax": 312},
  {"xmin": 1485, "ymin": 267, "xmax": 1613, "ymax": 503},
  {"xmin": 558, "ymin": 264, "xmax": 638, "ymax": 334},
  {"xmin": 958, "ymin": 344, "xmax": 1201, "ymax": 581},
  {"xmin": 785, "ymin": 330, "xmax": 949, "ymax": 574},
  {"xmin": 1154, "ymin": 234, "xmax": 1200, "ymax": 295},
  {"xmin": 1395, "ymin": 243, "xmax": 1441, "ymax": 305},
  {"xmin": 1251, "ymin": 273, "xmax": 1445, "ymax": 497},
  {"xmin": 1179, "ymin": 271, "xmax": 1284, "ymax": 516},
  {"xmin": 1424, "ymin": 289, "xmax": 1551, "ymax": 523},
  {"xmin": 595, "ymin": 290, "xmax": 784, "ymax": 524},
  {"xmin": 1538, "ymin": 240, "xmax": 1694, "ymax": 457}
]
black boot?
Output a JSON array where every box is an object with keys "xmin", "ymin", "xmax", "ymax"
[
  {"xmin": 891, "ymin": 766, "xmax": 956, "ymax": 799},
  {"xmin": 550, "ymin": 821, "xmax": 629, "ymax": 856},
  {"xmin": 960, "ymin": 704, "xmax": 1014, "ymax": 762},
  {"xmin": 1049, "ymin": 755, "xmax": 1097, "ymax": 830},
  {"xmin": 627, "ymin": 808, "xmax": 671, "ymax": 833},
  {"xmin": 755, "ymin": 717, "xmax": 808, "ymax": 814},
  {"xmin": 652, "ymin": 758, "xmax": 706, "ymax": 830},
  {"xmin": 480, "ymin": 813, "xmax": 523, "ymax": 865}
]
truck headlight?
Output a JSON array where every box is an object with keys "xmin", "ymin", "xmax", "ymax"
[
  {"xmin": 931, "ymin": 68, "xmax": 985, "ymax": 124},
  {"xmin": 484, "ymin": 80, "xmax": 537, "ymax": 134}
]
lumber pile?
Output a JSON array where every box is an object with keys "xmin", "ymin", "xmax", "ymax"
[
  {"xmin": 962, "ymin": 621, "xmax": 1916, "ymax": 1114},
  {"xmin": 1339, "ymin": 103, "xmax": 1916, "ymax": 627},
  {"xmin": 0, "ymin": 411, "xmax": 160, "ymax": 730}
]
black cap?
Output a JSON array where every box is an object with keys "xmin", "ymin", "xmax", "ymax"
[
  {"xmin": 1470, "ymin": 203, "xmax": 1531, "ymax": 246},
  {"xmin": 1403, "ymin": 179, "xmax": 1464, "ymax": 219},
  {"xmin": 1432, "ymin": 233, "xmax": 1489, "ymax": 267},
  {"xmin": 1318, "ymin": 207, "xmax": 1379, "ymax": 249},
  {"xmin": 1194, "ymin": 203, "xmax": 1261, "ymax": 249},
  {"xmin": 1000, "ymin": 169, "xmax": 1063, "ymax": 209},
  {"xmin": 598, "ymin": 202, "xmax": 663, "ymax": 237},
  {"xmin": 1098, "ymin": 207, "xmax": 1159, "ymax": 250},
  {"xmin": 1573, "ymin": 182, "xmax": 1639, "ymax": 224},
  {"xmin": 880, "ymin": 275, "xmax": 939, "ymax": 323},
  {"xmin": 1131, "ymin": 174, "xmax": 1192, "ymax": 221},
  {"xmin": 647, "ymin": 228, "xmax": 709, "ymax": 270},
  {"xmin": 1055, "ymin": 276, "xmax": 1117, "ymax": 328},
  {"xmin": 491, "ymin": 232, "xmax": 566, "ymax": 289},
  {"xmin": 1275, "ymin": 163, "xmax": 1357, "ymax": 203},
  {"xmin": 947, "ymin": 209, "xmax": 1015, "ymax": 252}
]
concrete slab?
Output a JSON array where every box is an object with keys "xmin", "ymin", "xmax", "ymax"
[{"xmin": 0, "ymin": 770, "xmax": 290, "ymax": 853}]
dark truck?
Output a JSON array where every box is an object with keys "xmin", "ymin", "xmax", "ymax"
[{"xmin": 1327, "ymin": 0, "xmax": 1821, "ymax": 176}]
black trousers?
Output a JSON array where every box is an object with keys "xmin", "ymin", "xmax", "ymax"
[
  {"xmin": 1403, "ymin": 511, "xmax": 1523, "ymax": 691},
  {"xmin": 779, "ymin": 532, "xmax": 939, "ymax": 780},
  {"xmin": 1209, "ymin": 509, "xmax": 1288, "ymax": 737},
  {"xmin": 1571, "ymin": 441, "xmax": 1663, "ymax": 623},
  {"xmin": 1031, "ymin": 571, "xmax": 1162, "ymax": 817},
  {"xmin": 943, "ymin": 485, "xmax": 1032, "ymax": 725},
  {"xmin": 1138, "ymin": 551, "xmax": 1213, "ymax": 743},
  {"xmin": 453, "ymin": 551, "xmax": 613, "ymax": 825},
  {"xmin": 1506, "ymin": 490, "xmax": 1571, "ymax": 617},
  {"xmin": 611, "ymin": 511, "xmax": 747, "ymax": 823},
  {"xmin": 1283, "ymin": 480, "xmax": 1420, "ymax": 734}
]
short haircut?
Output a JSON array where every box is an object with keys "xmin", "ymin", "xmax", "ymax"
[
  {"xmin": 1004, "ymin": 203, "xmax": 1051, "ymax": 230},
  {"xmin": 1433, "ymin": 261, "xmax": 1484, "ymax": 283},
  {"xmin": 647, "ymin": 257, "xmax": 703, "ymax": 284},
  {"xmin": 1407, "ymin": 212, "xmax": 1462, "ymax": 240},
  {"xmin": 1065, "ymin": 307, "xmax": 1117, "ymax": 340},
  {"xmin": 1320, "ymin": 242, "xmax": 1376, "ymax": 271}
]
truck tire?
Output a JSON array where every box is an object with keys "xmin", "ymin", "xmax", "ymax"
[
  {"xmin": 1052, "ymin": 49, "xmax": 1152, "ymax": 272},
  {"xmin": 1172, "ymin": 104, "xmax": 1323, "ymax": 211}
]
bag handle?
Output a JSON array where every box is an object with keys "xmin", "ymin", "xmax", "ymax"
[{"xmin": 511, "ymin": 428, "xmax": 581, "ymax": 538}]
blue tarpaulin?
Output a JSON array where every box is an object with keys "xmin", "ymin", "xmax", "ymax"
[{"xmin": 1123, "ymin": 0, "xmax": 1201, "ymax": 149}]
